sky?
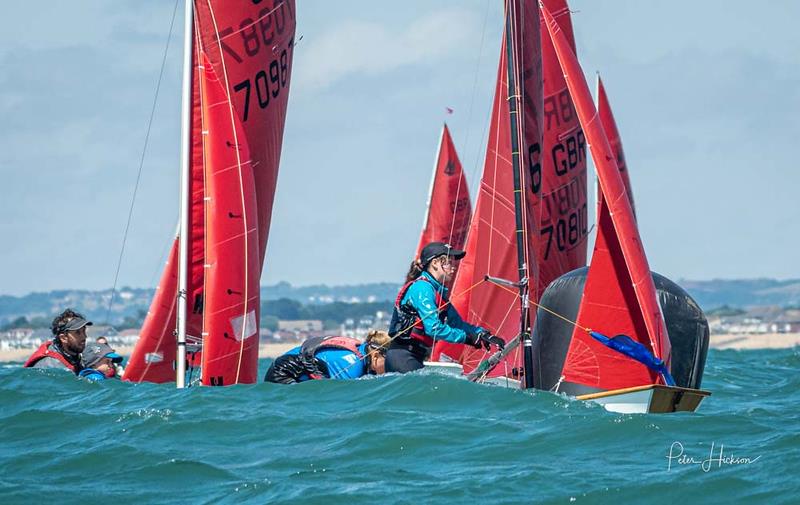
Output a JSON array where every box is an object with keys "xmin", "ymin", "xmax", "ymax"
[{"xmin": 0, "ymin": 1, "xmax": 797, "ymax": 296}]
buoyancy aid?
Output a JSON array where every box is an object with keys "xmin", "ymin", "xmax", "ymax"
[
  {"xmin": 300, "ymin": 335, "xmax": 363, "ymax": 359},
  {"xmin": 24, "ymin": 341, "xmax": 80, "ymax": 373},
  {"xmin": 388, "ymin": 276, "xmax": 448, "ymax": 348},
  {"xmin": 299, "ymin": 336, "xmax": 364, "ymax": 379}
]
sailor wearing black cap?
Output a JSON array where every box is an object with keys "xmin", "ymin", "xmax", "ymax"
[
  {"xmin": 386, "ymin": 242, "xmax": 505, "ymax": 373},
  {"xmin": 24, "ymin": 309, "xmax": 92, "ymax": 374}
]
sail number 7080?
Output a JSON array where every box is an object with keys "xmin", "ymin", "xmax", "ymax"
[{"xmin": 540, "ymin": 203, "xmax": 588, "ymax": 260}]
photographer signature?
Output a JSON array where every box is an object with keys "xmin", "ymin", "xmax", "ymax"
[{"xmin": 667, "ymin": 441, "xmax": 761, "ymax": 472}]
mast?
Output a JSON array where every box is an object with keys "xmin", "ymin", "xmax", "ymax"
[
  {"xmin": 176, "ymin": 0, "xmax": 194, "ymax": 389},
  {"xmin": 503, "ymin": 1, "xmax": 535, "ymax": 388}
]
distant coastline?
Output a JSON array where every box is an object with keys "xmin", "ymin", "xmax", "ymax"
[
  {"xmin": 1, "ymin": 335, "xmax": 797, "ymax": 364},
  {"xmin": 0, "ymin": 342, "xmax": 298, "ymax": 364}
]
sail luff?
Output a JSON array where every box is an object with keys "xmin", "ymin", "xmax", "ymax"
[
  {"xmin": 541, "ymin": 5, "xmax": 670, "ymax": 363},
  {"xmin": 596, "ymin": 74, "xmax": 635, "ymax": 217}
]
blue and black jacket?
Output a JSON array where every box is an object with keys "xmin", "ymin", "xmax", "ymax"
[{"xmin": 388, "ymin": 271, "xmax": 483, "ymax": 348}]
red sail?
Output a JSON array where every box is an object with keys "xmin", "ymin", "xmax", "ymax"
[
  {"xmin": 596, "ymin": 74, "xmax": 635, "ymax": 215},
  {"xmin": 125, "ymin": 1, "xmax": 295, "ymax": 384},
  {"xmin": 541, "ymin": 5, "xmax": 670, "ymax": 390},
  {"xmin": 125, "ymin": 38, "xmax": 206, "ymax": 383},
  {"xmin": 433, "ymin": 0, "xmax": 587, "ymax": 380},
  {"xmin": 414, "ymin": 123, "xmax": 472, "ymax": 285},
  {"xmin": 198, "ymin": 54, "xmax": 261, "ymax": 386},
  {"xmin": 195, "ymin": 0, "xmax": 295, "ymax": 270},
  {"xmin": 124, "ymin": 239, "xmax": 184, "ymax": 382}
]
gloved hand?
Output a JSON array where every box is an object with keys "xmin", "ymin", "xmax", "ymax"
[{"xmin": 467, "ymin": 330, "xmax": 505, "ymax": 351}]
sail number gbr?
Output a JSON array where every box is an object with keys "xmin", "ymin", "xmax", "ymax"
[
  {"xmin": 233, "ymin": 47, "xmax": 290, "ymax": 122},
  {"xmin": 540, "ymin": 203, "xmax": 588, "ymax": 260}
]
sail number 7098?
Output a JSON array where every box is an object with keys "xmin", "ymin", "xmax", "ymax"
[{"xmin": 233, "ymin": 47, "xmax": 290, "ymax": 122}]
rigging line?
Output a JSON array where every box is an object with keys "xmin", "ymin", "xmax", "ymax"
[
  {"xmin": 446, "ymin": 0, "xmax": 491, "ymax": 250},
  {"xmin": 462, "ymin": 287, "xmax": 519, "ymax": 371},
  {"xmin": 492, "ymin": 280, "xmax": 588, "ymax": 331},
  {"xmin": 148, "ymin": 236, "xmax": 175, "ymax": 288},
  {"xmin": 459, "ymin": 0, "xmax": 491, "ymax": 162},
  {"xmin": 105, "ymin": 0, "xmax": 181, "ymax": 326}
]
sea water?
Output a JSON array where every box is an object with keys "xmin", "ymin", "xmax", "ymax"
[{"xmin": 1, "ymin": 348, "xmax": 797, "ymax": 504}]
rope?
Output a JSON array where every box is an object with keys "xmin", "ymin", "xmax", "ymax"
[
  {"xmin": 444, "ymin": 0, "xmax": 491, "ymax": 251},
  {"xmin": 491, "ymin": 280, "xmax": 589, "ymax": 332},
  {"xmin": 104, "ymin": 0, "xmax": 181, "ymax": 325}
]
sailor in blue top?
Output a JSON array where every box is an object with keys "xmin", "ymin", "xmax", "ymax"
[
  {"xmin": 386, "ymin": 242, "xmax": 505, "ymax": 373},
  {"xmin": 78, "ymin": 342, "xmax": 124, "ymax": 381},
  {"xmin": 264, "ymin": 331, "xmax": 390, "ymax": 384}
]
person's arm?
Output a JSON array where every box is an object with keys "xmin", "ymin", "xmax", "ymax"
[
  {"xmin": 406, "ymin": 281, "xmax": 468, "ymax": 344},
  {"xmin": 445, "ymin": 304, "xmax": 484, "ymax": 336}
]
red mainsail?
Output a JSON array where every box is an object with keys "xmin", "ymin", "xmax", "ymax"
[
  {"xmin": 197, "ymin": 53, "xmax": 261, "ymax": 386},
  {"xmin": 541, "ymin": 4, "xmax": 670, "ymax": 390},
  {"xmin": 414, "ymin": 123, "xmax": 471, "ymax": 285},
  {"xmin": 433, "ymin": 0, "xmax": 587, "ymax": 380},
  {"xmin": 125, "ymin": 1, "xmax": 295, "ymax": 385},
  {"xmin": 596, "ymin": 74, "xmax": 635, "ymax": 216}
]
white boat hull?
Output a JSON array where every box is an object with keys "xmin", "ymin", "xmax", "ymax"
[{"xmin": 423, "ymin": 361, "xmax": 710, "ymax": 413}]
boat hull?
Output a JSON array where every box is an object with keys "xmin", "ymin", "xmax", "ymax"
[
  {"xmin": 576, "ymin": 385, "xmax": 711, "ymax": 414},
  {"xmin": 423, "ymin": 361, "xmax": 710, "ymax": 413}
]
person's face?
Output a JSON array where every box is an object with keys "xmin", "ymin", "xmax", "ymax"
[
  {"xmin": 94, "ymin": 357, "xmax": 117, "ymax": 378},
  {"xmin": 369, "ymin": 353, "xmax": 386, "ymax": 375},
  {"xmin": 430, "ymin": 256, "xmax": 456, "ymax": 282},
  {"xmin": 60, "ymin": 327, "xmax": 87, "ymax": 355}
]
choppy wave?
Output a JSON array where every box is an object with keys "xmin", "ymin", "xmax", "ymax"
[{"xmin": 1, "ymin": 348, "xmax": 798, "ymax": 504}]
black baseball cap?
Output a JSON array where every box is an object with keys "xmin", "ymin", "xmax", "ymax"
[
  {"xmin": 57, "ymin": 317, "xmax": 93, "ymax": 334},
  {"xmin": 420, "ymin": 242, "xmax": 466, "ymax": 267}
]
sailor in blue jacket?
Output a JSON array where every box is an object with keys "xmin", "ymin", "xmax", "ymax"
[
  {"xmin": 386, "ymin": 242, "xmax": 505, "ymax": 373},
  {"xmin": 264, "ymin": 331, "xmax": 390, "ymax": 384}
]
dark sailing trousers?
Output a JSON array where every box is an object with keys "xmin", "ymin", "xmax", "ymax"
[{"xmin": 385, "ymin": 342, "xmax": 428, "ymax": 373}]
